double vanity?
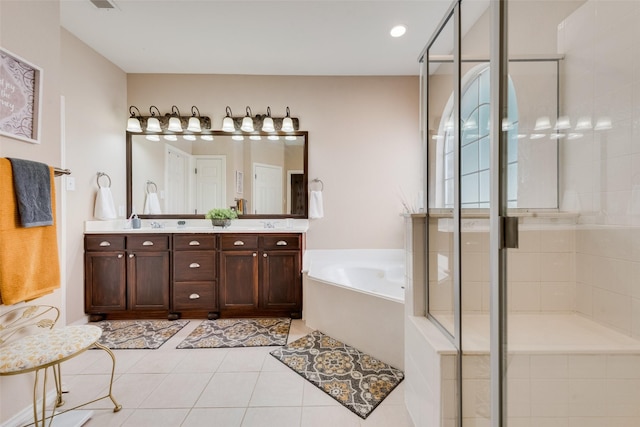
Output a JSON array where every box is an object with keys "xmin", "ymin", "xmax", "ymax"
[{"xmin": 84, "ymin": 220, "xmax": 307, "ymax": 321}]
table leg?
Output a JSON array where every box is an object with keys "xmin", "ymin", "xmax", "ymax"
[{"xmin": 92, "ymin": 342, "xmax": 122, "ymax": 412}]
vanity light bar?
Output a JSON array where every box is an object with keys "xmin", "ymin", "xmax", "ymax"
[
  {"xmin": 221, "ymin": 106, "xmax": 299, "ymax": 133},
  {"xmin": 127, "ymin": 105, "xmax": 300, "ymax": 134},
  {"xmin": 127, "ymin": 105, "xmax": 212, "ymax": 133}
]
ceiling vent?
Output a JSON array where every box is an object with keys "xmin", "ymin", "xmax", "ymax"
[{"xmin": 89, "ymin": 0, "xmax": 117, "ymax": 10}]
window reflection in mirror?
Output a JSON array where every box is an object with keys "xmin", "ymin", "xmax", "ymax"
[{"xmin": 127, "ymin": 132, "xmax": 308, "ymax": 218}]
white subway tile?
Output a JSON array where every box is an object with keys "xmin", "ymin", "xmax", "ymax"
[
  {"xmin": 568, "ymin": 355, "xmax": 606, "ymax": 379},
  {"xmin": 530, "ymin": 356, "xmax": 569, "ymax": 379}
]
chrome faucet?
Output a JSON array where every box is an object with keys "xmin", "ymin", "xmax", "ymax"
[
  {"xmin": 150, "ymin": 221, "xmax": 164, "ymax": 229},
  {"xmin": 262, "ymin": 221, "xmax": 280, "ymax": 229}
]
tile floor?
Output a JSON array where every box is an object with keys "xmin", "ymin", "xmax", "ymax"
[{"xmin": 60, "ymin": 319, "xmax": 413, "ymax": 427}]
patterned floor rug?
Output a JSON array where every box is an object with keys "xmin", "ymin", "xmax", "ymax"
[
  {"xmin": 177, "ymin": 318, "xmax": 291, "ymax": 349},
  {"xmin": 270, "ymin": 330, "xmax": 404, "ymax": 419},
  {"xmin": 94, "ymin": 320, "xmax": 189, "ymax": 349}
]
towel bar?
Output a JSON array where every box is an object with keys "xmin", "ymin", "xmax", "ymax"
[
  {"xmin": 311, "ymin": 178, "xmax": 324, "ymax": 191},
  {"xmin": 96, "ymin": 172, "xmax": 112, "ymax": 188},
  {"xmin": 146, "ymin": 180, "xmax": 158, "ymax": 194},
  {"xmin": 53, "ymin": 167, "xmax": 71, "ymax": 176}
]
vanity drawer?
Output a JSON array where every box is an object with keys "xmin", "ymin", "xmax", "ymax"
[
  {"xmin": 127, "ymin": 235, "xmax": 170, "ymax": 251},
  {"xmin": 220, "ymin": 235, "xmax": 259, "ymax": 250},
  {"xmin": 173, "ymin": 251, "xmax": 216, "ymax": 281},
  {"xmin": 174, "ymin": 234, "xmax": 217, "ymax": 251},
  {"xmin": 172, "ymin": 282, "xmax": 217, "ymax": 310},
  {"xmin": 85, "ymin": 235, "xmax": 125, "ymax": 251},
  {"xmin": 260, "ymin": 235, "xmax": 301, "ymax": 250}
]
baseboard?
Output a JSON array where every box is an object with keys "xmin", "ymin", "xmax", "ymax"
[{"xmin": 0, "ymin": 390, "xmax": 93, "ymax": 427}]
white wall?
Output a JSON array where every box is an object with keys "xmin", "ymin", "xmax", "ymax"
[
  {"xmin": 127, "ymin": 74, "xmax": 422, "ymax": 250},
  {"xmin": 0, "ymin": 1, "xmax": 64, "ymax": 422},
  {"xmin": 60, "ymin": 29, "xmax": 127, "ymax": 325}
]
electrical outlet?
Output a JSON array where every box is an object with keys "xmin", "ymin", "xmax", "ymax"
[{"xmin": 65, "ymin": 176, "xmax": 76, "ymax": 191}]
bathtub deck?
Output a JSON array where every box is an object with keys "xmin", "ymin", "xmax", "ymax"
[{"xmin": 431, "ymin": 313, "xmax": 640, "ymax": 354}]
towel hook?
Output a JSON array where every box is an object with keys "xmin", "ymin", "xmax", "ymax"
[
  {"xmin": 96, "ymin": 172, "xmax": 111, "ymax": 188},
  {"xmin": 311, "ymin": 178, "xmax": 324, "ymax": 191},
  {"xmin": 146, "ymin": 180, "xmax": 158, "ymax": 194}
]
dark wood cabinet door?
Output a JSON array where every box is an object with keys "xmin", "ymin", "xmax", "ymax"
[
  {"xmin": 84, "ymin": 251, "xmax": 127, "ymax": 312},
  {"xmin": 260, "ymin": 250, "xmax": 301, "ymax": 309},
  {"xmin": 219, "ymin": 250, "xmax": 259, "ymax": 310},
  {"xmin": 127, "ymin": 251, "xmax": 170, "ymax": 310}
]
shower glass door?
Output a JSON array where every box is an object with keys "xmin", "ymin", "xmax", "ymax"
[
  {"xmin": 459, "ymin": 1, "xmax": 492, "ymax": 425},
  {"xmin": 426, "ymin": 6, "xmax": 456, "ymax": 340},
  {"xmin": 502, "ymin": 1, "xmax": 640, "ymax": 426}
]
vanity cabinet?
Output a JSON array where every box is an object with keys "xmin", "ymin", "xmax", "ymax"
[
  {"xmin": 172, "ymin": 234, "xmax": 219, "ymax": 319},
  {"xmin": 127, "ymin": 235, "xmax": 170, "ymax": 311},
  {"xmin": 85, "ymin": 231, "xmax": 303, "ymax": 320},
  {"xmin": 219, "ymin": 235, "xmax": 259, "ymax": 314},
  {"xmin": 84, "ymin": 234, "xmax": 170, "ymax": 321},
  {"xmin": 259, "ymin": 235, "xmax": 302, "ymax": 314},
  {"xmin": 219, "ymin": 234, "xmax": 302, "ymax": 318},
  {"xmin": 84, "ymin": 235, "xmax": 127, "ymax": 315}
]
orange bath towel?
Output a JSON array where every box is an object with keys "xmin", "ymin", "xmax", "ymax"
[{"xmin": 0, "ymin": 158, "xmax": 60, "ymax": 305}]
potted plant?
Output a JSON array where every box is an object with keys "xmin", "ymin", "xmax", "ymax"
[{"xmin": 205, "ymin": 208, "xmax": 238, "ymax": 228}]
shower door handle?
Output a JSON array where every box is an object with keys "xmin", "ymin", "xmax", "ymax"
[{"xmin": 501, "ymin": 217, "xmax": 519, "ymax": 249}]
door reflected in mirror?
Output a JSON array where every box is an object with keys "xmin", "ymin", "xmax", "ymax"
[{"xmin": 127, "ymin": 132, "xmax": 308, "ymax": 218}]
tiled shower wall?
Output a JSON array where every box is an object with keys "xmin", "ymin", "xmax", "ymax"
[
  {"xmin": 575, "ymin": 226, "xmax": 640, "ymax": 338},
  {"xmin": 559, "ymin": 0, "xmax": 640, "ymax": 340},
  {"xmin": 428, "ymin": 218, "xmax": 577, "ymax": 316}
]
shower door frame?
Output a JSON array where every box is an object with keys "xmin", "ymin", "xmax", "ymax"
[{"xmin": 420, "ymin": 1, "xmax": 511, "ymax": 426}]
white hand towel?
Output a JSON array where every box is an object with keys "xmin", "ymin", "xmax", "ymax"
[
  {"xmin": 143, "ymin": 192, "xmax": 162, "ymax": 214},
  {"xmin": 309, "ymin": 190, "xmax": 324, "ymax": 219},
  {"xmin": 94, "ymin": 187, "xmax": 117, "ymax": 220}
]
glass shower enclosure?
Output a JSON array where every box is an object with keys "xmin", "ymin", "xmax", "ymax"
[{"xmin": 419, "ymin": 0, "xmax": 640, "ymax": 426}]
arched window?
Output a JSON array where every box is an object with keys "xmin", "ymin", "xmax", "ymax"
[{"xmin": 436, "ymin": 63, "xmax": 519, "ymax": 208}]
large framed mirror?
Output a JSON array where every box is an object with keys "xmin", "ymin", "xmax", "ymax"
[{"xmin": 126, "ymin": 131, "xmax": 308, "ymax": 219}]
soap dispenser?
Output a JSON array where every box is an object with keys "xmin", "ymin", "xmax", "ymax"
[{"xmin": 131, "ymin": 209, "xmax": 141, "ymax": 229}]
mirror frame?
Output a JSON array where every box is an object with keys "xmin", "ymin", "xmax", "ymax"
[{"xmin": 126, "ymin": 130, "xmax": 309, "ymax": 219}]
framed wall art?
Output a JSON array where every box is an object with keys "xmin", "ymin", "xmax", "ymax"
[{"xmin": 0, "ymin": 47, "xmax": 42, "ymax": 144}]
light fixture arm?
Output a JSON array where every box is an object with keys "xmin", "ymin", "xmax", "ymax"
[
  {"xmin": 149, "ymin": 106, "xmax": 161, "ymax": 117},
  {"xmin": 191, "ymin": 106, "xmax": 201, "ymax": 117},
  {"xmin": 171, "ymin": 105, "xmax": 181, "ymax": 117},
  {"xmin": 129, "ymin": 105, "xmax": 142, "ymax": 118}
]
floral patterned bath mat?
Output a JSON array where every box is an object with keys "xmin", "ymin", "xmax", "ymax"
[
  {"xmin": 176, "ymin": 318, "xmax": 291, "ymax": 348},
  {"xmin": 93, "ymin": 319, "xmax": 189, "ymax": 349},
  {"xmin": 270, "ymin": 330, "xmax": 404, "ymax": 419}
]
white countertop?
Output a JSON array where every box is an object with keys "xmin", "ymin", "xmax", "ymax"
[{"xmin": 84, "ymin": 219, "xmax": 309, "ymax": 234}]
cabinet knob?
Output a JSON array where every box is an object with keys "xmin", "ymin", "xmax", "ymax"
[
  {"xmin": 99, "ymin": 241, "xmax": 111, "ymax": 247},
  {"xmin": 142, "ymin": 241, "xmax": 154, "ymax": 246},
  {"xmin": 117, "ymin": 254, "xmax": 123, "ymax": 258},
  {"xmin": 129, "ymin": 254, "xmax": 134, "ymax": 258},
  {"xmin": 189, "ymin": 241, "xmax": 200, "ymax": 246},
  {"xmin": 233, "ymin": 240, "xmax": 245, "ymax": 246},
  {"xmin": 253, "ymin": 253, "xmax": 257, "ymax": 257},
  {"xmin": 263, "ymin": 253, "xmax": 268, "ymax": 258},
  {"xmin": 276, "ymin": 240, "xmax": 288, "ymax": 246},
  {"xmin": 189, "ymin": 293, "xmax": 200, "ymax": 300},
  {"xmin": 189, "ymin": 262, "xmax": 200, "ymax": 268}
]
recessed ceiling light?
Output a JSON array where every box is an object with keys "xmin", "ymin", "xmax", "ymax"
[{"xmin": 390, "ymin": 25, "xmax": 407, "ymax": 38}]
